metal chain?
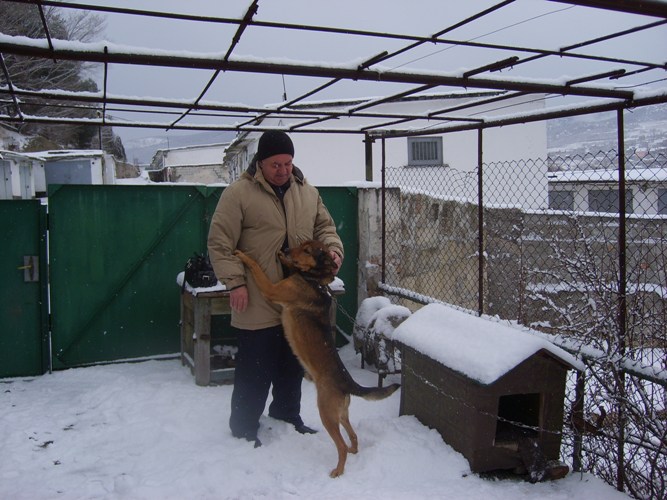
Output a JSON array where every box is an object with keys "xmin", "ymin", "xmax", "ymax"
[
  {"xmin": 335, "ymin": 299, "xmax": 362, "ymax": 329},
  {"xmin": 402, "ymin": 364, "xmax": 566, "ymax": 436}
]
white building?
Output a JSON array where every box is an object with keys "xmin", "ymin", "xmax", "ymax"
[
  {"xmin": 36, "ymin": 150, "xmax": 117, "ymax": 188},
  {"xmin": 0, "ymin": 150, "xmax": 40, "ymax": 200},
  {"xmin": 1, "ymin": 149, "xmax": 121, "ymax": 199},
  {"xmin": 149, "ymin": 143, "xmax": 230, "ymax": 184},
  {"xmin": 224, "ymin": 92, "xmax": 548, "ymax": 208},
  {"xmin": 548, "ymin": 168, "xmax": 667, "ymax": 215}
]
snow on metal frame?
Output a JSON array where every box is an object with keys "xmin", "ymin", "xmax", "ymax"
[{"xmin": 0, "ymin": 0, "xmax": 665, "ymax": 136}]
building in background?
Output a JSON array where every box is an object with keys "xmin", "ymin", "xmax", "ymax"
[
  {"xmin": 548, "ymin": 167, "xmax": 667, "ymax": 215},
  {"xmin": 148, "ymin": 143, "xmax": 230, "ymax": 184},
  {"xmin": 37, "ymin": 150, "xmax": 118, "ymax": 192},
  {"xmin": 223, "ymin": 92, "xmax": 547, "ymax": 208},
  {"xmin": 0, "ymin": 150, "xmax": 40, "ymax": 199}
]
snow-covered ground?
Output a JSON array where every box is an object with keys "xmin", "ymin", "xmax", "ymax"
[{"xmin": 0, "ymin": 342, "xmax": 629, "ymax": 500}]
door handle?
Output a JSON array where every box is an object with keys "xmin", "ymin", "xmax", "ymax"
[{"xmin": 18, "ymin": 256, "xmax": 39, "ymax": 282}]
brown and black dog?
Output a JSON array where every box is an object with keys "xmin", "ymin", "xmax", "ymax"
[{"xmin": 235, "ymin": 240, "xmax": 400, "ymax": 478}]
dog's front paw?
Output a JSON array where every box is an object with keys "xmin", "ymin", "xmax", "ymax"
[{"xmin": 234, "ymin": 250, "xmax": 249, "ymax": 263}]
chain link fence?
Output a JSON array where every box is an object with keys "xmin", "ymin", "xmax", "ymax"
[{"xmin": 382, "ymin": 150, "xmax": 667, "ymax": 500}]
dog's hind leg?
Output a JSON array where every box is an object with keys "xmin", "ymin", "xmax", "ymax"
[
  {"xmin": 318, "ymin": 392, "xmax": 349, "ymax": 478},
  {"xmin": 340, "ymin": 395, "xmax": 358, "ymax": 454}
]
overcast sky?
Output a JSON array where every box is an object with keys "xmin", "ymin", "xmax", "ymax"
[{"xmin": 75, "ymin": 0, "xmax": 667, "ymax": 143}]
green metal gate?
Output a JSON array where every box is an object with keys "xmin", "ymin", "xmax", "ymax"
[
  {"xmin": 46, "ymin": 184, "xmax": 357, "ymax": 369},
  {"xmin": 0, "ymin": 185, "xmax": 357, "ymax": 375},
  {"xmin": 0, "ymin": 200, "xmax": 48, "ymax": 378},
  {"xmin": 315, "ymin": 186, "xmax": 358, "ymax": 340},
  {"xmin": 48, "ymin": 184, "xmax": 218, "ymax": 369}
]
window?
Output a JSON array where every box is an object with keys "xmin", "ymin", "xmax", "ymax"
[
  {"xmin": 588, "ymin": 188, "xmax": 633, "ymax": 214},
  {"xmin": 658, "ymin": 188, "xmax": 667, "ymax": 215},
  {"xmin": 549, "ymin": 190, "xmax": 574, "ymax": 210},
  {"xmin": 407, "ymin": 137, "xmax": 444, "ymax": 166}
]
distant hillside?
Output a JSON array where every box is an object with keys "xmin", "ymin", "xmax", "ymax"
[
  {"xmin": 9, "ymin": 102, "xmax": 666, "ymax": 166},
  {"xmin": 548, "ymin": 103, "xmax": 667, "ymax": 157},
  {"xmin": 123, "ymin": 130, "xmax": 237, "ymax": 165},
  {"xmin": 123, "ymin": 104, "xmax": 666, "ymax": 164}
]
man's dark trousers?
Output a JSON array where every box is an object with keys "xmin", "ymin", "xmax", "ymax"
[{"xmin": 229, "ymin": 325, "xmax": 304, "ymax": 439}]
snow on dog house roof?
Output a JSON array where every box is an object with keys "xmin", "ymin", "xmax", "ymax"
[{"xmin": 392, "ymin": 303, "xmax": 583, "ymax": 385}]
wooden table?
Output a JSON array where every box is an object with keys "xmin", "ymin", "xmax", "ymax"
[
  {"xmin": 180, "ymin": 286, "xmax": 233, "ymax": 386},
  {"xmin": 179, "ymin": 275, "xmax": 345, "ymax": 386}
]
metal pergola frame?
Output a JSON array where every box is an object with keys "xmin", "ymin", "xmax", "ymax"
[
  {"xmin": 0, "ymin": 0, "xmax": 666, "ymax": 140},
  {"xmin": 1, "ymin": 3, "xmax": 666, "ymax": 494}
]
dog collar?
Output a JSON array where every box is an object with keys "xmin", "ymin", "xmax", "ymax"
[{"xmin": 303, "ymin": 275, "xmax": 332, "ymax": 297}]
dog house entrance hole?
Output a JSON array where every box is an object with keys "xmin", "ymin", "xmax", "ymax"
[{"xmin": 495, "ymin": 393, "xmax": 541, "ymax": 445}]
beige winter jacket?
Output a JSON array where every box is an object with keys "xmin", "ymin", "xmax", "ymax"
[{"xmin": 207, "ymin": 164, "xmax": 344, "ymax": 330}]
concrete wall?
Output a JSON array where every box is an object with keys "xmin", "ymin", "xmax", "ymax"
[
  {"xmin": 169, "ymin": 164, "xmax": 229, "ymax": 184},
  {"xmin": 152, "ymin": 144, "xmax": 229, "ymax": 184},
  {"xmin": 358, "ymin": 188, "xmax": 479, "ymax": 311},
  {"xmin": 162, "ymin": 144, "xmax": 225, "ymax": 168},
  {"xmin": 101, "ymin": 155, "xmax": 116, "ymax": 185}
]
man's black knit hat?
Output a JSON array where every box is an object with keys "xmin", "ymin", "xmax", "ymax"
[{"xmin": 256, "ymin": 131, "xmax": 294, "ymax": 161}]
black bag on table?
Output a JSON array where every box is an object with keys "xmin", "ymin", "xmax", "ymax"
[{"xmin": 183, "ymin": 253, "xmax": 218, "ymax": 289}]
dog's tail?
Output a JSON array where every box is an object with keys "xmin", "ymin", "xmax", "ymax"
[
  {"xmin": 334, "ymin": 351, "xmax": 400, "ymax": 401},
  {"xmin": 352, "ymin": 383, "xmax": 400, "ymax": 401}
]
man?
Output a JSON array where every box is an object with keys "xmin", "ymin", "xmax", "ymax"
[{"xmin": 208, "ymin": 130, "xmax": 344, "ymax": 447}]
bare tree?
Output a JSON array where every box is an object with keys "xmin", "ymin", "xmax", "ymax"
[
  {"xmin": 0, "ymin": 3, "xmax": 125, "ymax": 158},
  {"xmin": 523, "ymin": 212, "xmax": 666, "ymax": 500}
]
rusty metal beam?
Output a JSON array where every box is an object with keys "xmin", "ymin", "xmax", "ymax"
[
  {"xmin": 505, "ymin": 18, "xmax": 667, "ymax": 73},
  {"xmin": 374, "ymin": 92, "xmax": 667, "ymax": 137},
  {"xmin": 236, "ymin": 79, "xmax": 343, "ymax": 128},
  {"xmin": 3, "ymin": 90, "xmax": 665, "ymax": 136},
  {"xmin": 0, "ymin": 112, "xmax": 366, "ymax": 134},
  {"xmin": 34, "ymin": 0, "xmax": 57, "ymax": 62},
  {"xmin": 0, "ymin": 86, "xmax": 477, "ymax": 123},
  {"xmin": 363, "ymin": 0, "xmax": 516, "ymax": 67},
  {"xmin": 0, "ymin": 38, "xmax": 636, "ymax": 101},
  {"xmin": 168, "ymin": 0, "xmax": 259, "ymax": 130},
  {"xmin": 428, "ymin": 91, "xmax": 528, "ymax": 118},
  {"xmin": 0, "ymin": 53, "xmax": 22, "ymax": 119},
  {"xmin": 6, "ymin": 0, "xmax": 664, "ymax": 75},
  {"xmin": 548, "ymin": 0, "xmax": 667, "ymax": 18}
]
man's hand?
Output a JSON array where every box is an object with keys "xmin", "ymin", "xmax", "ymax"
[
  {"xmin": 230, "ymin": 285, "xmax": 248, "ymax": 312},
  {"xmin": 330, "ymin": 251, "xmax": 342, "ymax": 276}
]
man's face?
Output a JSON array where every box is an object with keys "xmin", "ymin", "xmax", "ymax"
[{"xmin": 259, "ymin": 154, "xmax": 293, "ymax": 186}]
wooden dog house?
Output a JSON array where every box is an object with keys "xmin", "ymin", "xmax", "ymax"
[{"xmin": 392, "ymin": 303, "xmax": 582, "ymax": 476}]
